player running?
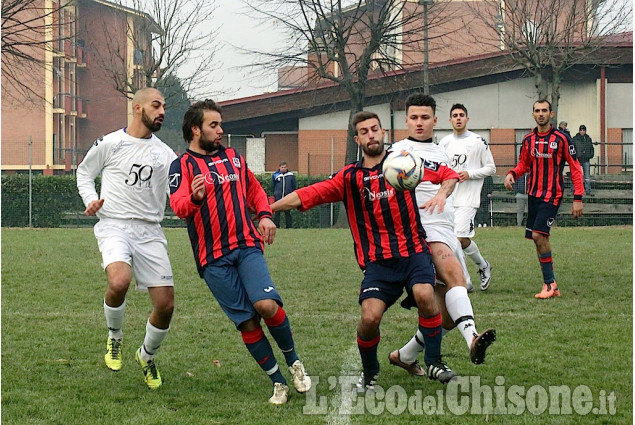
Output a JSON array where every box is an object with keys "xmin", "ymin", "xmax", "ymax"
[{"xmin": 77, "ymin": 88, "xmax": 175, "ymax": 389}]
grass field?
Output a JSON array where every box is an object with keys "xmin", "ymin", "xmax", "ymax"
[{"xmin": 2, "ymin": 226, "xmax": 632, "ymax": 424}]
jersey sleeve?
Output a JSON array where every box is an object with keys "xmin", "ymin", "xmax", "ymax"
[
  {"xmin": 76, "ymin": 138, "xmax": 107, "ymax": 207},
  {"xmin": 420, "ymin": 159, "xmax": 460, "ymax": 185},
  {"xmin": 296, "ymin": 170, "xmax": 345, "ymax": 211},
  {"xmin": 563, "ymin": 137, "xmax": 584, "ymax": 200},
  {"xmin": 509, "ymin": 137, "xmax": 531, "ymax": 179},
  {"xmin": 469, "ymin": 139, "xmax": 496, "ymax": 179},
  {"xmin": 168, "ymin": 155, "xmax": 203, "ymax": 218},
  {"xmin": 246, "ymin": 167, "xmax": 273, "ymax": 220}
]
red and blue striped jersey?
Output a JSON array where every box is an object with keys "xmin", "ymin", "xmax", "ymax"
[
  {"xmin": 509, "ymin": 126, "xmax": 584, "ymax": 206},
  {"xmin": 296, "ymin": 156, "xmax": 459, "ymax": 270},
  {"xmin": 169, "ymin": 146, "xmax": 272, "ymax": 276}
]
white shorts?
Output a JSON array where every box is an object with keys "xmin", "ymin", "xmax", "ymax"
[
  {"xmin": 424, "ymin": 224, "xmax": 471, "ymax": 286},
  {"xmin": 94, "ymin": 218, "xmax": 174, "ymax": 291},
  {"xmin": 454, "ymin": 206, "xmax": 477, "ymax": 238}
]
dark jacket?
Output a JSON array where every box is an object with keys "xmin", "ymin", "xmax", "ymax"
[
  {"xmin": 572, "ymin": 133, "xmax": 594, "ymax": 162},
  {"xmin": 272, "ymin": 170, "xmax": 297, "ymax": 200}
]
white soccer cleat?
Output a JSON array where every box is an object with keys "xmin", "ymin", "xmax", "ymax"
[
  {"xmin": 288, "ymin": 360, "xmax": 311, "ymax": 393},
  {"xmin": 479, "ymin": 261, "xmax": 492, "ymax": 291},
  {"xmin": 269, "ymin": 382, "xmax": 290, "ymax": 405}
]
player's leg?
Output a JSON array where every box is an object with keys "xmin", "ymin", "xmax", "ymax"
[
  {"xmin": 203, "ymin": 250, "xmax": 289, "ymax": 404},
  {"xmin": 526, "ymin": 198, "xmax": 560, "ymax": 299},
  {"xmin": 239, "ymin": 248, "xmax": 311, "ymax": 394},
  {"xmin": 95, "ymin": 221, "xmax": 134, "ymax": 372},
  {"xmin": 456, "ymin": 206, "xmax": 491, "ymax": 290},
  {"xmin": 411, "ymin": 280, "xmax": 457, "ymax": 383},
  {"xmin": 356, "ymin": 297, "xmax": 386, "ymax": 391},
  {"xmin": 131, "ymin": 225, "xmax": 175, "ymax": 389}
]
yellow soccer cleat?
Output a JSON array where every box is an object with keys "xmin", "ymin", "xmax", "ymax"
[
  {"xmin": 104, "ymin": 337, "xmax": 123, "ymax": 371},
  {"xmin": 135, "ymin": 348, "xmax": 162, "ymax": 389}
]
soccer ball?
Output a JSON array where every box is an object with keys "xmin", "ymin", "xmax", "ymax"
[{"xmin": 382, "ymin": 150, "xmax": 424, "ymax": 191}]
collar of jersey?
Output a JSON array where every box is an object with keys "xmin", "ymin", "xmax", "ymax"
[{"xmin": 407, "ymin": 136, "xmax": 433, "ymax": 143}]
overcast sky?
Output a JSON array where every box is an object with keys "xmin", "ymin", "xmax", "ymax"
[{"xmin": 211, "ymin": 2, "xmax": 288, "ymax": 101}]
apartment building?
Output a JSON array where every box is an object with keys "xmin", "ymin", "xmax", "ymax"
[{"xmin": 1, "ymin": 0, "xmax": 159, "ymax": 174}]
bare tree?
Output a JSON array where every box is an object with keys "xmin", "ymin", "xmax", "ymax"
[
  {"xmin": 1, "ymin": 0, "xmax": 73, "ymax": 104},
  {"xmin": 93, "ymin": 0, "xmax": 220, "ymax": 104},
  {"xmin": 244, "ymin": 0, "xmax": 454, "ymax": 165},
  {"xmin": 466, "ymin": 0, "xmax": 632, "ymax": 118}
]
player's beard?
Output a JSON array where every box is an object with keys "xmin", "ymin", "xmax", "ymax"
[
  {"xmin": 361, "ymin": 140, "xmax": 384, "ymax": 157},
  {"xmin": 199, "ymin": 133, "xmax": 220, "ymax": 153},
  {"xmin": 142, "ymin": 109, "xmax": 163, "ymax": 132}
]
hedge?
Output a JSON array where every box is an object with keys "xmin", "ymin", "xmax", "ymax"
[{"xmin": 1, "ymin": 173, "xmax": 341, "ymax": 229}]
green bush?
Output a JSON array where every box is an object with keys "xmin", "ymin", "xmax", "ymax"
[
  {"xmin": 1, "ymin": 173, "xmax": 341, "ymax": 228},
  {"xmin": 1, "ymin": 175, "xmax": 88, "ymax": 228}
]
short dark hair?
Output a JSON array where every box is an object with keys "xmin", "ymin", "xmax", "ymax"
[
  {"xmin": 405, "ymin": 93, "xmax": 436, "ymax": 114},
  {"xmin": 182, "ymin": 99, "xmax": 222, "ymax": 143},
  {"xmin": 352, "ymin": 111, "xmax": 382, "ymax": 135},
  {"xmin": 450, "ymin": 103, "xmax": 468, "ymax": 117},
  {"xmin": 533, "ymin": 99, "xmax": 552, "ymax": 111}
]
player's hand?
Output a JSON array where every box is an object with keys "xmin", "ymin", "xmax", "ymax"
[
  {"xmin": 504, "ymin": 174, "xmax": 515, "ymax": 191},
  {"xmin": 191, "ymin": 174, "xmax": 206, "ymax": 201},
  {"xmin": 420, "ymin": 194, "xmax": 446, "ymax": 214},
  {"xmin": 258, "ymin": 217, "xmax": 277, "ymax": 245},
  {"xmin": 458, "ymin": 171, "xmax": 469, "ymax": 183},
  {"xmin": 84, "ymin": 199, "xmax": 104, "ymax": 216},
  {"xmin": 571, "ymin": 201, "xmax": 583, "ymax": 219}
]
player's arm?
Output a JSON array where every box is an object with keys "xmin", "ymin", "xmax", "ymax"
[
  {"xmin": 420, "ymin": 161, "xmax": 459, "ymax": 214},
  {"xmin": 77, "ymin": 138, "xmax": 106, "ymax": 215},
  {"xmin": 467, "ymin": 142, "xmax": 496, "ymax": 180},
  {"xmin": 562, "ymin": 137, "xmax": 584, "ymax": 218},
  {"xmin": 245, "ymin": 167, "xmax": 276, "ymax": 244},
  {"xmin": 246, "ymin": 166, "xmax": 273, "ymax": 222},
  {"xmin": 271, "ymin": 192, "xmax": 301, "ymax": 212},
  {"xmin": 168, "ymin": 157, "xmax": 204, "ymax": 218},
  {"xmin": 505, "ymin": 138, "xmax": 530, "ymax": 190}
]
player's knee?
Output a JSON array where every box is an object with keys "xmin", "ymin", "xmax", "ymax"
[
  {"xmin": 359, "ymin": 311, "xmax": 382, "ymax": 330},
  {"xmin": 253, "ymin": 299, "xmax": 278, "ymax": 319}
]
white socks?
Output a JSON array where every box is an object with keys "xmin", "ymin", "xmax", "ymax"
[
  {"xmin": 445, "ymin": 286, "xmax": 477, "ymax": 348},
  {"xmin": 398, "ymin": 330, "xmax": 425, "ymax": 364},
  {"xmin": 140, "ymin": 320, "xmax": 170, "ymax": 361},
  {"xmin": 463, "ymin": 240, "xmax": 486, "ymax": 269},
  {"xmin": 104, "ymin": 299, "xmax": 125, "ymax": 339}
]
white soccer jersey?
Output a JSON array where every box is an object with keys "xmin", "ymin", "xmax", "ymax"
[
  {"xmin": 77, "ymin": 128, "xmax": 177, "ymax": 223},
  {"xmin": 391, "ymin": 137, "xmax": 455, "ymax": 230},
  {"xmin": 439, "ymin": 131, "xmax": 496, "ymax": 208}
]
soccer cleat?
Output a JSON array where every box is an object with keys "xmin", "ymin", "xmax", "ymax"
[
  {"xmin": 388, "ymin": 350, "xmax": 425, "ymax": 376},
  {"xmin": 478, "ymin": 261, "xmax": 492, "ymax": 291},
  {"xmin": 356, "ymin": 372, "xmax": 378, "ymax": 393},
  {"xmin": 135, "ymin": 348, "xmax": 162, "ymax": 389},
  {"xmin": 269, "ymin": 382, "xmax": 290, "ymax": 405},
  {"xmin": 104, "ymin": 337, "xmax": 123, "ymax": 371},
  {"xmin": 469, "ymin": 328, "xmax": 496, "ymax": 365},
  {"xmin": 426, "ymin": 359, "xmax": 458, "ymax": 384},
  {"xmin": 535, "ymin": 282, "xmax": 561, "ymax": 299},
  {"xmin": 288, "ymin": 360, "xmax": 312, "ymax": 393}
]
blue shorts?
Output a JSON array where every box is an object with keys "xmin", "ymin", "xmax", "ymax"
[
  {"xmin": 202, "ymin": 247, "xmax": 282, "ymax": 328},
  {"xmin": 359, "ymin": 253, "xmax": 436, "ymax": 308},
  {"xmin": 526, "ymin": 196, "xmax": 560, "ymax": 238}
]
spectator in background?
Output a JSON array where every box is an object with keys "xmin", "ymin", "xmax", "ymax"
[
  {"xmin": 572, "ymin": 125, "xmax": 595, "ymax": 196},
  {"xmin": 475, "ymin": 175, "xmax": 494, "ymax": 228},
  {"xmin": 513, "ymin": 174, "xmax": 528, "ymax": 227},
  {"xmin": 272, "ymin": 161, "xmax": 296, "ymax": 228},
  {"xmin": 558, "ymin": 121, "xmax": 571, "ymax": 139}
]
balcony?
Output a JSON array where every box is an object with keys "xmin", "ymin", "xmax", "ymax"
[{"xmin": 74, "ymin": 96, "xmax": 88, "ymax": 118}]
